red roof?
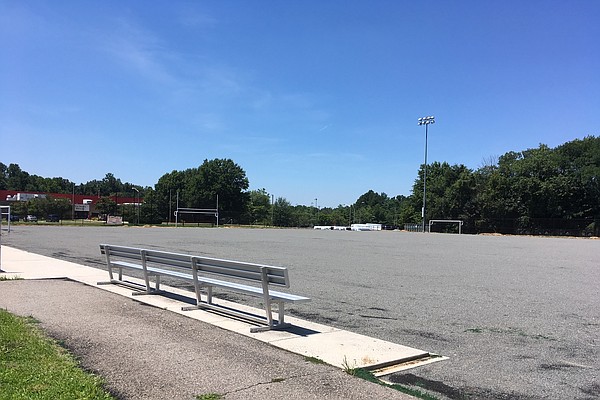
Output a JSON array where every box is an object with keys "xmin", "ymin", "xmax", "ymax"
[{"xmin": 0, "ymin": 190, "xmax": 140, "ymax": 205}]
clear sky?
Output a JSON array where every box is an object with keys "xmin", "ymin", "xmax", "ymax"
[{"xmin": 1, "ymin": 1, "xmax": 599, "ymax": 207}]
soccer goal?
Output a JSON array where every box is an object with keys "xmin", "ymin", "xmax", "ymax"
[
  {"xmin": 0, "ymin": 205, "xmax": 10, "ymax": 271},
  {"xmin": 0, "ymin": 206, "xmax": 11, "ymax": 232},
  {"xmin": 174, "ymin": 208, "xmax": 219, "ymax": 227},
  {"xmin": 428, "ymin": 219, "xmax": 463, "ymax": 234}
]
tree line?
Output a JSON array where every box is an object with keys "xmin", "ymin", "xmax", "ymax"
[
  {"xmin": 405, "ymin": 136, "xmax": 600, "ymax": 235},
  {"xmin": 2, "ymin": 135, "xmax": 598, "ymax": 235}
]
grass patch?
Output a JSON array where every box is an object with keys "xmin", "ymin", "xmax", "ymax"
[
  {"xmin": 342, "ymin": 363, "xmax": 440, "ymax": 400},
  {"xmin": 0, "ymin": 309, "xmax": 115, "ymax": 399},
  {"xmin": 196, "ymin": 394, "xmax": 222, "ymax": 400},
  {"xmin": 304, "ymin": 355, "xmax": 326, "ymax": 364},
  {"xmin": 0, "ymin": 275, "xmax": 23, "ymax": 281}
]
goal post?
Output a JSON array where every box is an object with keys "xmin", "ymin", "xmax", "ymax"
[
  {"xmin": 0, "ymin": 206, "xmax": 11, "ymax": 233},
  {"xmin": 0, "ymin": 205, "xmax": 10, "ymax": 271},
  {"xmin": 173, "ymin": 194, "xmax": 220, "ymax": 227},
  {"xmin": 174, "ymin": 208, "xmax": 219, "ymax": 227},
  {"xmin": 429, "ymin": 219, "xmax": 463, "ymax": 234}
]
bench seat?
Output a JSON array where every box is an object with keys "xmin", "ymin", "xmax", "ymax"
[
  {"xmin": 100, "ymin": 244, "xmax": 310, "ymax": 332},
  {"xmin": 110, "ymin": 260, "xmax": 309, "ymax": 302}
]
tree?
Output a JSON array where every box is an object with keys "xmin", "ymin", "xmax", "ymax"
[
  {"xmin": 273, "ymin": 197, "xmax": 293, "ymax": 227},
  {"xmin": 0, "ymin": 162, "xmax": 8, "ymax": 190},
  {"xmin": 406, "ymin": 162, "xmax": 476, "ymax": 231},
  {"xmin": 139, "ymin": 188, "xmax": 162, "ymax": 224},
  {"xmin": 155, "ymin": 159, "xmax": 250, "ymax": 224},
  {"xmin": 95, "ymin": 196, "xmax": 117, "ymax": 218},
  {"xmin": 247, "ymin": 189, "xmax": 272, "ymax": 225},
  {"xmin": 6, "ymin": 163, "xmax": 30, "ymax": 190},
  {"xmin": 193, "ymin": 159, "xmax": 249, "ymax": 223},
  {"xmin": 154, "ymin": 169, "xmax": 188, "ymax": 223},
  {"xmin": 46, "ymin": 197, "xmax": 71, "ymax": 219}
]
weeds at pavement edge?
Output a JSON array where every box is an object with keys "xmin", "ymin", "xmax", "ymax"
[{"xmin": 342, "ymin": 355, "xmax": 440, "ymax": 400}]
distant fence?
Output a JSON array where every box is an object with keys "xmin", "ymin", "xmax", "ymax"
[
  {"xmin": 476, "ymin": 218, "xmax": 599, "ymax": 237},
  {"xmin": 404, "ymin": 223, "xmax": 423, "ymax": 233},
  {"xmin": 404, "ymin": 218, "xmax": 599, "ymax": 236}
]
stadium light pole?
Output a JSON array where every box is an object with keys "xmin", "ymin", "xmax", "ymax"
[
  {"xmin": 133, "ymin": 187, "xmax": 140, "ymax": 225},
  {"xmin": 418, "ymin": 116, "xmax": 435, "ymax": 233}
]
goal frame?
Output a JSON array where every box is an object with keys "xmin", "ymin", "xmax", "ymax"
[
  {"xmin": 174, "ymin": 207, "xmax": 219, "ymax": 227},
  {"xmin": 0, "ymin": 206, "xmax": 11, "ymax": 232},
  {"xmin": 428, "ymin": 219, "xmax": 463, "ymax": 234}
]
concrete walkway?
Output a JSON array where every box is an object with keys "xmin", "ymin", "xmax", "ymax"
[{"xmin": 0, "ymin": 246, "xmax": 438, "ymax": 399}]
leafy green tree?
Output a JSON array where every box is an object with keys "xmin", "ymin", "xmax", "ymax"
[
  {"xmin": 293, "ymin": 205, "xmax": 314, "ymax": 227},
  {"xmin": 406, "ymin": 162, "xmax": 476, "ymax": 231},
  {"xmin": 10, "ymin": 200, "xmax": 29, "ymax": 217},
  {"xmin": 0, "ymin": 162, "xmax": 7, "ymax": 190},
  {"xmin": 24, "ymin": 197, "xmax": 45, "ymax": 217},
  {"xmin": 95, "ymin": 197, "xmax": 117, "ymax": 218},
  {"xmin": 193, "ymin": 159, "xmax": 249, "ymax": 222},
  {"xmin": 247, "ymin": 189, "xmax": 272, "ymax": 225},
  {"xmin": 329, "ymin": 205, "xmax": 351, "ymax": 226},
  {"xmin": 45, "ymin": 197, "xmax": 71, "ymax": 219},
  {"xmin": 154, "ymin": 159, "xmax": 249, "ymax": 224},
  {"xmin": 273, "ymin": 197, "xmax": 293, "ymax": 227},
  {"xmin": 6, "ymin": 163, "xmax": 30, "ymax": 190},
  {"xmin": 139, "ymin": 188, "xmax": 162, "ymax": 224},
  {"xmin": 154, "ymin": 169, "xmax": 188, "ymax": 223}
]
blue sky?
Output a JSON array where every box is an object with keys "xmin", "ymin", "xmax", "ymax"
[{"xmin": 1, "ymin": 1, "xmax": 598, "ymax": 207}]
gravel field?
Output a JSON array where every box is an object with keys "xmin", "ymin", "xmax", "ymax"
[{"xmin": 3, "ymin": 225, "xmax": 599, "ymax": 399}]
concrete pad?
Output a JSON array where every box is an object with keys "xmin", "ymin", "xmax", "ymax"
[
  {"xmin": 0, "ymin": 245, "xmax": 442, "ymax": 373},
  {"xmin": 269, "ymin": 328, "xmax": 429, "ymax": 369}
]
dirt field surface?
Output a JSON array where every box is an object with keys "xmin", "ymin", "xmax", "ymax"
[{"xmin": 3, "ymin": 225, "xmax": 599, "ymax": 399}]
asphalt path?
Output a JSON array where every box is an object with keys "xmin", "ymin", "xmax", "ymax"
[
  {"xmin": 3, "ymin": 225, "xmax": 599, "ymax": 399},
  {"xmin": 1, "ymin": 279, "xmax": 416, "ymax": 400}
]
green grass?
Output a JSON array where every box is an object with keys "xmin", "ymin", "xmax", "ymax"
[
  {"xmin": 196, "ymin": 394, "xmax": 222, "ymax": 400},
  {"xmin": 343, "ymin": 365, "xmax": 440, "ymax": 400},
  {"xmin": 0, "ymin": 275, "xmax": 23, "ymax": 281},
  {"xmin": 304, "ymin": 355, "xmax": 326, "ymax": 364},
  {"xmin": 0, "ymin": 309, "xmax": 115, "ymax": 400}
]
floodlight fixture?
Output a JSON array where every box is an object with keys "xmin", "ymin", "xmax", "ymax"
[{"xmin": 418, "ymin": 116, "xmax": 435, "ymax": 126}]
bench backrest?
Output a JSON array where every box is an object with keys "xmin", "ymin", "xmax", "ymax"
[
  {"xmin": 100, "ymin": 244, "xmax": 290, "ymax": 288},
  {"xmin": 193, "ymin": 257, "xmax": 289, "ymax": 288}
]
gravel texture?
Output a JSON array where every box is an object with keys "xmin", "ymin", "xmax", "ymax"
[{"xmin": 2, "ymin": 225, "xmax": 600, "ymax": 399}]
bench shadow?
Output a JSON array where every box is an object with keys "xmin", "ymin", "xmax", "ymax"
[
  {"xmin": 161, "ymin": 291, "xmax": 197, "ymax": 305},
  {"xmin": 157, "ymin": 291, "xmax": 321, "ymax": 337}
]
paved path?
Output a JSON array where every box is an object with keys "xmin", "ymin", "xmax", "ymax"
[
  {"xmin": 2, "ymin": 225, "xmax": 600, "ymax": 399},
  {"xmin": 0, "ymin": 279, "xmax": 414, "ymax": 400}
]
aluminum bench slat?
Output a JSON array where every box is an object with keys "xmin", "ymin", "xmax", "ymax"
[{"xmin": 197, "ymin": 276, "xmax": 310, "ymax": 302}]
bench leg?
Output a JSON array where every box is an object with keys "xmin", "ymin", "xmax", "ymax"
[
  {"xmin": 181, "ymin": 284, "xmax": 210, "ymax": 311},
  {"xmin": 250, "ymin": 322, "xmax": 292, "ymax": 333},
  {"xmin": 277, "ymin": 301, "xmax": 285, "ymax": 325},
  {"xmin": 249, "ymin": 301, "xmax": 289, "ymax": 332}
]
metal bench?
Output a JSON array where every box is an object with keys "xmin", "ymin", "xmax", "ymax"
[{"xmin": 99, "ymin": 244, "xmax": 310, "ymax": 332}]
